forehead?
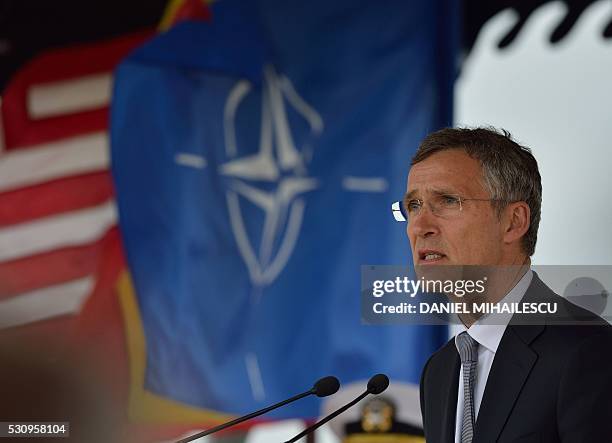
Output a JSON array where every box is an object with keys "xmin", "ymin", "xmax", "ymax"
[{"xmin": 406, "ymin": 149, "xmax": 485, "ymax": 196}]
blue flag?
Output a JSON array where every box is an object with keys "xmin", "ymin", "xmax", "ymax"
[{"xmin": 111, "ymin": 0, "xmax": 457, "ymax": 419}]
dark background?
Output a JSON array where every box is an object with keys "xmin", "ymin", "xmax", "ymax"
[{"xmin": 1, "ymin": 0, "xmax": 612, "ymax": 91}]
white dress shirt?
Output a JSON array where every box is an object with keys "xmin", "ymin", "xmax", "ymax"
[{"xmin": 453, "ymin": 270, "xmax": 533, "ymax": 443}]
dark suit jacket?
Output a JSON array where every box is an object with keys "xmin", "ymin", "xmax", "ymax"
[{"xmin": 420, "ymin": 272, "xmax": 612, "ymax": 443}]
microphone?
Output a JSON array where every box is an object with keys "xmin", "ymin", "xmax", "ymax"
[
  {"xmin": 284, "ymin": 374, "xmax": 389, "ymax": 443},
  {"xmin": 176, "ymin": 376, "xmax": 340, "ymax": 443}
]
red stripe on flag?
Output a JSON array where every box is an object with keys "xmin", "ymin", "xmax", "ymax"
[
  {"xmin": 1, "ymin": 30, "xmax": 153, "ymax": 150},
  {"xmin": 0, "ymin": 228, "xmax": 116, "ymax": 300},
  {"xmin": 0, "ymin": 171, "xmax": 114, "ymax": 227}
]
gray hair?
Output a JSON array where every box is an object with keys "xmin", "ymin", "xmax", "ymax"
[{"xmin": 411, "ymin": 126, "xmax": 542, "ymax": 256}]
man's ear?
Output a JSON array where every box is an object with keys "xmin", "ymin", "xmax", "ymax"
[{"xmin": 503, "ymin": 201, "xmax": 530, "ymax": 246}]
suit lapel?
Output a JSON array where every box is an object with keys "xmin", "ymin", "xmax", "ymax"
[
  {"xmin": 428, "ymin": 343, "xmax": 460, "ymax": 443},
  {"xmin": 472, "ymin": 274, "xmax": 548, "ymax": 443},
  {"xmin": 473, "ymin": 326, "xmax": 538, "ymax": 443},
  {"xmin": 441, "ymin": 350, "xmax": 460, "ymax": 443}
]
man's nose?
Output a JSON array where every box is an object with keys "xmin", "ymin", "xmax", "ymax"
[{"xmin": 407, "ymin": 205, "xmax": 440, "ymax": 238}]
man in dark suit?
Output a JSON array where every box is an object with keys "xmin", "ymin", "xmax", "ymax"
[{"xmin": 405, "ymin": 127, "xmax": 612, "ymax": 442}]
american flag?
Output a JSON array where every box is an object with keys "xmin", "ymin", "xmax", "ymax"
[
  {"xmin": 0, "ymin": 0, "xmax": 213, "ymax": 338},
  {"xmin": 0, "ymin": 32, "xmax": 151, "ymax": 345}
]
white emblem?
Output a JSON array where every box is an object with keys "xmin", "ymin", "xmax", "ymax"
[{"xmin": 220, "ymin": 65, "xmax": 324, "ymax": 286}]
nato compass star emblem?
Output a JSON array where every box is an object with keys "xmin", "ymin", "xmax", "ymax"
[
  {"xmin": 219, "ymin": 65, "xmax": 324, "ymax": 286},
  {"xmin": 169, "ymin": 64, "xmax": 391, "ymax": 401}
]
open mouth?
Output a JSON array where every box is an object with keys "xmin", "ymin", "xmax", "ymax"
[{"xmin": 418, "ymin": 250, "xmax": 447, "ymax": 264}]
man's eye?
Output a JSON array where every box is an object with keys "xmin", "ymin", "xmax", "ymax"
[
  {"xmin": 406, "ymin": 200, "xmax": 421, "ymax": 212},
  {"xmin": 440, "ymin": 195, "xmax": 460, "ymax": 206}
]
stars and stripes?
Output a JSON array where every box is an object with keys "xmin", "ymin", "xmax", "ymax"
[{"xmin": 0, "ymin": 32, "xmax": 150, "ymax": 336}]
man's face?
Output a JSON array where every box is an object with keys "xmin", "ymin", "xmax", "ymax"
[{"xmin": 406, "ymin": 149, "xmax": 506, "ymax": 266}]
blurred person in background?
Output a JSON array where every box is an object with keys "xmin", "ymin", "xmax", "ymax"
[{"xmin": 0, "ymin": 337, "xmax": 126, "ymax": 443}]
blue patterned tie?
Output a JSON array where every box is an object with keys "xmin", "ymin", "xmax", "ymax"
[{"xmin": 457, "ymin": 331, "xmax": 479, "ymax": 443}]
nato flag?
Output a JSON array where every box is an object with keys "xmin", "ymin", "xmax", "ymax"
[{"xmin": 111, "ymin": 0, "xmax": 457, "ymax": 419}]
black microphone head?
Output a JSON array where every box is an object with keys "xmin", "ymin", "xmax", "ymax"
[
  {"xmin": 312, "ymin": 376, "xmax": 340, "ymax": 397},
  {"xmin": 367, "ymin": 373, "xmax": 389, "ymax": 395}
]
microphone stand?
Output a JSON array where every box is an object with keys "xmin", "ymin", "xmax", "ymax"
[
  {"xmin": 176, "ymin": 390, "xmax": 313, "ymax": 443},
  {"xmin": 284, "ymin": 391, "xmax": 369, "ymax": 443}
]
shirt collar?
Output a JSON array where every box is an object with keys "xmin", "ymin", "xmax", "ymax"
[{"xmin": 454, "ymin": 269, "xmax": 533, "ymax": 354}]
